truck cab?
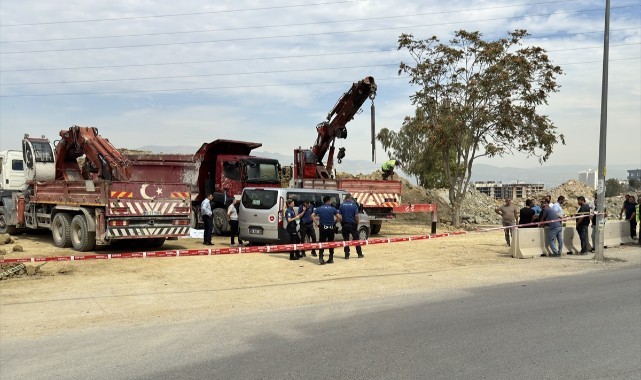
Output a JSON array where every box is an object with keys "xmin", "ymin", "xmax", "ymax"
[
  {"xmin": 0, "ymin": 150, "xmax": 26, "ymax": 234},
  {"xmin": 0, "ymin": 150, "xmax": 25, "ymax": 193}
]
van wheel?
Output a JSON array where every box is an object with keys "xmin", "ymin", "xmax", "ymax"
[
  {"xmin": 70, "ymin": 215, "xmax": 96, "ymax": 252},
  {"xmin": 0, "ymin": 206, "xmax": 18, "ymax": 235},
  {"xmin": 51, "ymin": 212, "xmax": 72, "ymax": 248},
  {"xmin": 358, "ymin": 226, "xmax": 369, "ymax": 240},
  {"xmin": 370, "ymin": 223, "xmax": 382, "ymax": 235},
  {"xmin": 212, "ymin": 208, "xmax": 229, "ymax": 235}
]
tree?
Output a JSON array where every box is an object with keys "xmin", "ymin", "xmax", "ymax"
[
  {"xmin": 629, "ymin": 178, "xmax": 640, "ymax": 190},
  {"xmin": 379, "ymin": 30, "xmax": 564, "ymax": 225},
  {"xmin": 605, "ymin": 178, "xmax": 625, "ymax": 197}
]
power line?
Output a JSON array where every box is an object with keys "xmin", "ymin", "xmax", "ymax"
[
  {"xmin": 0, "ymin": 63, "xmax": 400, "ymax": 86},
  {"xmin": 0, "ymin": 49, "xmax": 396, "ymax": 73},
  {"xmin": 2, "ymin": 5, "xmax": 638, "ymax": 55},
  {"xmin": 1, "ymin": 28, "xmax": 638, "ymax": 74},
  {"xmin": 1, "ymin": 57, "xmax": 638, "ymax": 98},
  {"xmin": 0, "ymin": 0, "xmax": 581, "ymax": 44},
  {"xmin": 0, "ymin": 0, "xmax": 368, "ymax": 27},
  {"xmin": 2, "ymin": 43, "xmax": 639, "ymax": 87}
]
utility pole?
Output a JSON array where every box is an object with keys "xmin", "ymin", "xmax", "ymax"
[{"xmin": 594, "ymin": 0, "xmax": 610, "ymax": 262}]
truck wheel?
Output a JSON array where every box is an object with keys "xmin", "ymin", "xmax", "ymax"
[
  {"xmin": 370, "ymin": 223, "xmax": 382, "ymax": 235},
  {"xmin": 189, "ymin": 208, "xmax": 199, "ymax": 229},
  {"xmin": 70, "ymin": 215, "xmax": 96, "ymax": 252},
  {"xmin": 0, "ymin": 206, "xmax": 19, "ymax": 235},
  {"xmin": 51, "ymin": 212, "xmax": 72, "ymax": 248},
  {"xmin": 358, "ymin": 226, "xmax": 370, "ymax": 240},
  {"xmin": 212, "ymin": 208, "xmax": 229, "ymax": 235}
]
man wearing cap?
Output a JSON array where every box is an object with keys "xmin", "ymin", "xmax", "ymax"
[
  {"xmin": 298, "ymin": 199, "xmax": 317, "ymax": 257},
  {"xmin": 338, "ymin": 194, "xmax": 364, "ymax": 259},
  {"xmin": 312, "ymin": 195, "xmax": 341, "ymax": 265}
]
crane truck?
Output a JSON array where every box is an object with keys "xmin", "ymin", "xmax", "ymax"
[
  {"xmin": 124, "ymin": 140, "xmax": 281, "ymax": 234},
  {"xmin": 290, "ymin": 76, "xmax": 437, "ymax": 234},
  {"xmin": 0, "ymin": 126, "xmax": 192, "ymax": 251}
]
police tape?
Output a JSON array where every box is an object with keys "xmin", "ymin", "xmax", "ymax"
[
  {"xmin": 0, "ymin": 231, "xmax": 468, "ymax": 264},
  {"xmin": 0, "ymin": 212, "xmax": 607, "ymax": 264}
]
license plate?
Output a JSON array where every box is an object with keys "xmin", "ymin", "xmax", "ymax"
[
  {"xmin": 143, "ymin": 210, "xmax": 161, "ymax": 216},
  {"xmin": 249, "ymin": 228, "xmax": 263, "ymax": 235}
]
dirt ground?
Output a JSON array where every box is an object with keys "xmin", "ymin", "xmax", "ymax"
[{"xmin": 1, "ymin": 220, "xmax": 639, "ymax": 341}]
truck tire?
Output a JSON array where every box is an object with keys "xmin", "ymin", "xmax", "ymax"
[
  {"xmin": 190, "ymin": 208, "xmax": 199, "ymax": 229},
  {"xmin": 70, "ymin": 214, "xmax": 96, "ymax": 252},
  {"xmin": 212, "ymin": 208, "xmax": 229, "ymax": 235},
  {"xmin": 370, "ymin": 223, "xmax": 382, "ymax": 235},
  {"xmin": 0, "ymin": 206, "xmax": 19, "ymax": 235},
  {"xmin": 358, "ymin": 226, "xmax": 370, "ymax": 241},
  {"xmin": 51, "ymin": 212, "xmax": 72, "ymax": 248}
]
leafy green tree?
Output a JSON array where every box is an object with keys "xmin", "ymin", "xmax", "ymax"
[
  {"xmin": 605, "ymin": 178, "xmax": 625, "ymax": 197},
  {"xmin": 379, "ymin": 30, "xmax": 564, "ymax": 225},
  {"xmin": 629, "ymin": 178, "xmax": 640, "ymax": 190}
]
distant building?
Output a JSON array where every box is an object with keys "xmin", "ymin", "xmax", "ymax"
[
  {"xmin": 474, "ymin": 181, "xmax": 544, "ymax": 199},
  {"xmin": 628, "ymin": 169, "xmax": 641, "ymax": 181},
  {"xmin": 578, "ymin": 169, "xmax": 597, "ymax": 189}
]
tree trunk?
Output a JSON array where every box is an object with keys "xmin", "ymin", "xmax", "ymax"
[{"xmin": 450, "ymin": 201, "xmax": 462, "ymax": 227}]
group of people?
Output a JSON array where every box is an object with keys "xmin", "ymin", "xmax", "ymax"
[
  {"xmin": 200, "ymin": 194, "xmax": 244, "ymax": 247},
  {"xmin": 495, "ymin": 192, "xmax": 640, "ymax": 257},
  {"xmin": 284, "ymin": 194, "xmax": 364, "ymax": 264}
]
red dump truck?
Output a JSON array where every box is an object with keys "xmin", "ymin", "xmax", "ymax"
[
  {"xmin": 124, "ymin": 140, "xmax": 281, "ymax": 234},
  {"xmin": 0, "ymin": 126, "xmax": 191, "ymax": 251}
]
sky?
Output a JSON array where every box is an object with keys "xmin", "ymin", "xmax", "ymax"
[{"xmin": 1, "ymin": 0, "xmax": 640, "ymax": 171}]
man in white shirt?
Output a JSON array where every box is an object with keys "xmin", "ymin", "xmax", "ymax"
[
  {"xmin": 552, "ymin": 195, "xmax": 566, "ymax": 218},
  {"xmin": 201, "ymin": 194, "xmax": 214, "ymax": 245}
]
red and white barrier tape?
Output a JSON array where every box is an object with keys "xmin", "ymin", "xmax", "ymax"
[
  {"xmin": 476, "ymin": 212, "xmax": 604, "ymax": 232},
  {"xmin": 1, "ymin": 212, "xmax": 606, "ymax": 264},
  {"xmin": 0, "ymin": 231, "xmax": 467, "ymax": 264}
]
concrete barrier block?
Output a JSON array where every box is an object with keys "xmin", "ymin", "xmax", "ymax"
[
  {"xmin": 603, "ymin": 221, "xmax": 632, "ymax": 246},
  {"xmin": 513, "ymin": 228, "xmax": 547, "ymax": 259},
  {"xmin": 562, "ymin": 226, "xmax": 580, "ymax": 254}
]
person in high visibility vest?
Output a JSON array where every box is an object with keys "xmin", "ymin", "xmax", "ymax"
[{"xmin": 381, "ymin": 159, "xmax": 402, "ymax": 180}]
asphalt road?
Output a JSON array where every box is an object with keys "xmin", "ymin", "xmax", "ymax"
[{"xmin": 2, "ymin": 266, "xmax": 640, "ymax": 380}]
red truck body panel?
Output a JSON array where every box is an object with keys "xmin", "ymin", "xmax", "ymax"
[{"xmin": 125, "ymin": 140, "xmax": 280, "ymax": 204}]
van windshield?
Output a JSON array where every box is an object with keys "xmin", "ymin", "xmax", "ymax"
[{"xmin": 242, "ymin": 189, "xmax": 278, "ymax": 210}]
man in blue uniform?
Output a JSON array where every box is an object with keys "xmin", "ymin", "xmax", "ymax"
[
  {"xmin": 338, "ymin": 194, "xmax": 364, "ymax": 259},
  {"xmin": 312, "ymin": 195, "xmax": 341, "ymax": 265},
  {"xmin": 298, "ymin": 199, "xmax": 317, "ymax": 257},
  {"xmin": 284, "ymin": 199, "xmax": 304, "ymax": 260}
]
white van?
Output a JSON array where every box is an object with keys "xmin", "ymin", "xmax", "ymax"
[{"xmin": 239, "ymin": 187, "xmax": 370, "ymax": 245}]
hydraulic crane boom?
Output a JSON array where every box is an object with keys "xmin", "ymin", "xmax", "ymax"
[
  {"xmin": 54, "ymin": 125, "xmax": 132, "ymax": 181},
  {"xmin": 295, "ymin": 76, "xmax": 376, "ymax": 180}
]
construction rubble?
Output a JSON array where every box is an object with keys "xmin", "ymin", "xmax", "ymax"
[{"xmin": 0, "ymin": 233, "xmax": 42, "ymax": 280}]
